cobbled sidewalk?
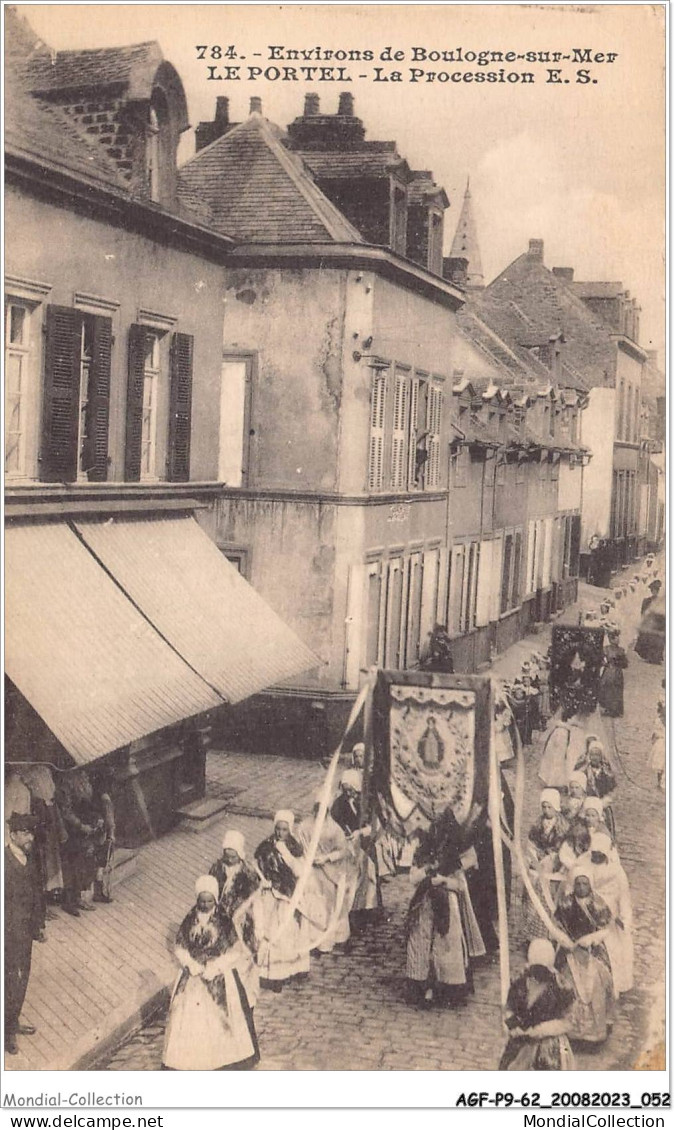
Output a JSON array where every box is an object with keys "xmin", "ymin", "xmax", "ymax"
[{"xmin": 6, "ymin": 578, "xmax": 665, "ymax": 1072}]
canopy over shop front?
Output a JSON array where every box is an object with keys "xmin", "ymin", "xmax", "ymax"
[{"xmin": 5, "ymin": 515, "xmax": 320, "ymax": 767}]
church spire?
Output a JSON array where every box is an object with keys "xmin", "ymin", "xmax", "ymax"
[{"xmin": 449, "ymin": 177, "xmax": 484, "ymax": 289}]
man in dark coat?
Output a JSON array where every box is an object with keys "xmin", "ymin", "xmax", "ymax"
[{"xmin": 5, "ymin": 813, "xmax": 41, "ymax": 1055}]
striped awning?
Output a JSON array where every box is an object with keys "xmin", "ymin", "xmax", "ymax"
[
  {"xmin": 5, "ymin": 522, "xmax": 221, "ymax": 765},
  {"xmin": 73, "ymin": 514, "xmax": 319, "ymax": 704},
  {"xmin": 5, "ymin": 516, "xmax": 320, "ymax": 766}
]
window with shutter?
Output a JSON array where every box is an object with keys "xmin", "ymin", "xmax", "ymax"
[
  {"xmin": 5, "ymin": 301, "xmax": 34, "ymax": 478},
  {"xmin": 125, "ymin": 324, "xmax": 149, "ymax": 481},
  {"xmin": 41, "ymin": 305, "xmax": 82, "ymax": 483},
  {"xmin": 384, "ymin": 558, "xmax": 404, "ymax": 668},
  {"xmin": 405, "ymin": 552, "xmax": 423, "ymax": 666},
  {"xmin": 167, "ymin": 331, "xmax": 193, "ymax": 482},
  {"xmin": 407, "ymin": 375, "xmax": 421, "ymax": 488},
  {"xmin": 512, "ymin": 531, "xmax": 523, "ymax": 605},
  {"xmin": 500, "ymin": 534, "xmax": 513, "ymax": 615},
  {"xmin": 365, "ymin": 562, "xmax": 383, "ymax": 667},
  {"xmin": 426, "ymin": 384, "xmax": 443, "ymax": 488},
  {"xmin": 367, "ymin": 372, "xmax": 387, "ymax": 491},
  {"xmin": 83, "ymin": 315, "xmax": 112, "ymax": 482},
  {"xmin": 390, "ymin": 370, "xmax": 410, "ymax": 490}
]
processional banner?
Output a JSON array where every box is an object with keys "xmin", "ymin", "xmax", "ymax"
[
  {"xmin": 549, "ymin": 624, "xmax": 605, "ymax": 716},
  {"xmin": 370, "ymin": 671, "xmax": 491, "ymax": 827}
]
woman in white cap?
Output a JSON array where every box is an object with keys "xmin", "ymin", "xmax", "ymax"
[
  {"xmin": 574, "ymin": 736, "xmax": 617, "ymax": 840},
  {"xmin": 522, "ymin": 790, "xmax": 569, "ymax": 942},
  {"xmin": 589, "ymin": 831, "xmax": 633, "ymax": 994},
  {"xmin": 209, "ymin": 830, "xmax": 260, "ymax": 957},
  {"xmin": 499, "ymin": 938, "xmax": 575, "ymax": 1070},
  {"xmin": 254, "ymin": 811, "xmax": 310, "ymax": 991},
  {"xmin": 562, "ymin": 771, "xmax": 587, "ymax": 823},
  {"xmin": 162, "ymin": 874, "xmax": 260, "ymax": 1071},
  {"xmin": 331, "ymin": 770, "xmax": 380, "ymax": 935},
  {"xmin": 581, "ymin": 796, "xmax": 613, "ymax": 844},
  {"xmin": 554, "ymin": 867, "xmax": 615, "ymax": 1045}
]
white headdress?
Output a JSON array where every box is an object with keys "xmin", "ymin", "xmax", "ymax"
[
  {"xmin": 540, "ymin": 788, "xmax": 561, "ymax": 812},
  {"xmin": 194, "ymin": 874, "xmax": 219, "ymax": 900},
  {"xmin": 221, "ymin": 829, "xmax": 245, "ymax": 857}
]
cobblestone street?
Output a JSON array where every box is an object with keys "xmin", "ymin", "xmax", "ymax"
[{"xmin": 100, "ymin": 635, "xmax": 665, "ymax": 1073}]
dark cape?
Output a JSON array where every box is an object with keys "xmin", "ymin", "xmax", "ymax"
[
  {"xmin": 254, "ymin": 835, "xmax": 304, "ymax": 899},
  {"xmin": 598, "ymin": 644, "xmax": 628, "ymax": 717},
  {"xmin": 499, "ymin": 966, "xmax": 575, "ymax": 1071},
  {"xmin": 208, "ymin": 859, "xmax": 261, "ymax": 954},
  {"xmin": 406, "ymin": 809, "xmax": 463, "ymax": 939}
]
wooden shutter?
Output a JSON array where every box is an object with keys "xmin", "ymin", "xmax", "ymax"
[
  {"xmin": 367, "ymin": 373, "xmax": 386, "ymax": 491},
  {"xmin": 125, "ymin": 324, "xmax": 148, "ymax": 482},
  {"xmin": 41, "ymin": 305, "xmax": 81, "ymax": 482},
  {"xmin": 167, "ymin": 331, "xmax": 193, "ymax": 482},
  {"xmin": 407, "ymin": 379, "xmax": 418, "ymax": 485},
  {"xmin": 475, "ymin": 539, "xmax": 492, "ymax": 627},
  {"xmin": 82, "ymin": 315, "xmax": 112, "ymax": 482},
  {"xmin": 390, "ymin": 371, "xmax": 409, "ymax": 490},
  {"xmin": 426, "ymin": 384, "xmax": 442, "ymax": 487}
]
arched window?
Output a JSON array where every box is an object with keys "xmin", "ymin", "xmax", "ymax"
[{"xmin": 146, "ymin": 105, "xmax": 160, "ymax": 202}]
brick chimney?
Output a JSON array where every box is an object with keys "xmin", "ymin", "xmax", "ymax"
[
  {"xmin": 250, "ymin": 96, "xmax": 262, "ymax": 114},
  {"xmin": 528, "ymin": 239, "xmax": 544, "ymax": 260},
  {"xmin": 195, "ymin": 96, "xmax": 236, "ymax": 152},
  {"xmin": 286, "ymin": 94, "xmax": 365, "ymax": 150},
  {"xmin": 552, "ymin": 267, "xmax": 574, "ymax": 283},
  {"xmin": 338, "ymin": 92, "xmax": 355, "ymax": 116}
]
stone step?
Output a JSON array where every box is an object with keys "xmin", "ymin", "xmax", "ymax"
[{"xmin": 176, "ymin": 792, "xmax": 240, "ymax": 833}]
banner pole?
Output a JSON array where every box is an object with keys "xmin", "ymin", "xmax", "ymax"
[{"xmin": 487, "ymin": 680, "xmax": 511, "ymax": 1011}]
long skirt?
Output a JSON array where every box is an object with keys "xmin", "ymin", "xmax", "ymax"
[
  {"xmin": 557, "ymin": 948, "xmax": 615, "ymax": 1044},
  {"xmin": 602, "ymin": 921, "xmax": 634, "ymax": 995},
  {"xmin": 406, "ymin": 891, "xmax": 468, "ymax": 987},
  {"xmin": 598, "ymin": 668, "xmax": 624, "ymax": 717},
  {"xmin": 163, "ymin": 967, "xmax": 258, "ymax": 1071},
  {"xmin": 352, "ymin": 847, "xmax": 379, "ymax": 913},
  {"xmin": 500, "ymin": 1034, "xmax": 575, "ymax": 1071},
  {"xmin": 257, "ymin": 890, "xmax": 310, "ymax": 982},
  {"xmin": 302, "ymin": 866, "xmax": 350, "ymax": 952}
]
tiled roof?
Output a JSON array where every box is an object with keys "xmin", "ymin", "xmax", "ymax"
[
  {"xmin": 298, "ymin": 149, "xmax": 411, "ymax": 181},
  {"xmin": 477, "ymin": 253, "xmax": 621, "ymax": 391},
  {"xmin": 457, "ymin": 306, "xmax": 555, "ymax": 385},
  {"xmin": 178, "ymin": 114, "xmax": 364, "ymax": 243},
  {"xmin": 26, "ymin": 41, "xmax": 163, "ymax": 96},
  {"xmin": 5, "ymin": 72, "xmax": 129, "ymax": 191},
  {"xmin": 572, "ymin": 281, "xmax": 624, "ymax": 299},
  {"xmin": 408, "ymin": 171, "xmax": 449, "ymax": 207}
]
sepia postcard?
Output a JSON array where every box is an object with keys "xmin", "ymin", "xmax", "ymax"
[{"xmin": 2, "ymin": 0, "xmax": 667, "ymax": 1108}]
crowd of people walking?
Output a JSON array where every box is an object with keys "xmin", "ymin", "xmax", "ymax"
[{"xmin": 4, "ymin": 558, "xmax": 663, "ymax": 1071}]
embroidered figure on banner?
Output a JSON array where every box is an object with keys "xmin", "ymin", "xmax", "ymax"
[{"xmin": 389, "ymin": 685, "xmax": 476, "ymax": 823}]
